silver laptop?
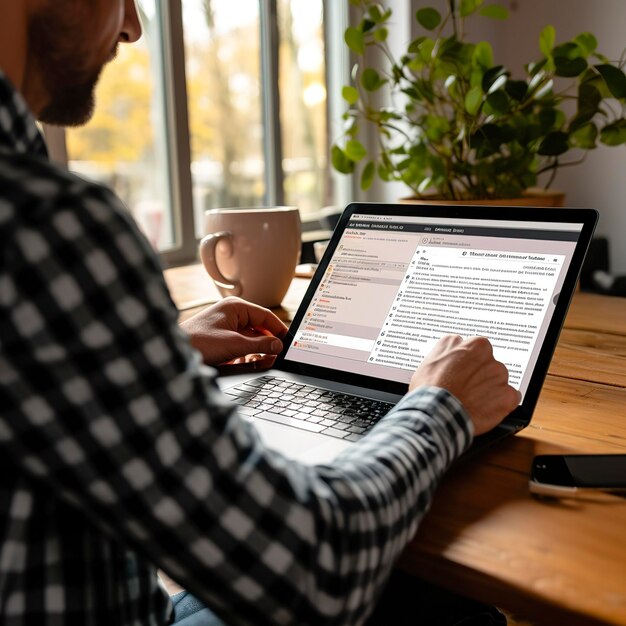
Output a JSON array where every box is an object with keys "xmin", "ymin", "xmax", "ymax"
[{"xmin": 218, "ymin": 203, "xmax": 597, "ymax": 464}]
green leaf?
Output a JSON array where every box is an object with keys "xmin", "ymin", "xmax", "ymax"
[
  {"xmin": 580, "ymin": 69, "xmax": 611, "ymax": 98},
  {"xmin": 482, "ymin": 65, "xmax": 506, "ymax": 92},
  {"xmin": 595, "ymin": 64, "xmax": 626, "ymax": 99},
  {"xmin": 535, "ymin": 79, "xmax": 554, "ymax": 100},
  {"xmin": 345, "ymin": 139, "xmax": 367, "ymax": 162},
  {"xmin": 553, "ymin": 42, "xmax": 583, "ymax": 60},
  {"xmin": 401, "ymin": 87, "xmax": 421, "ymax": 101},
  {"xmin": 487, "ymin": 74, "xmax": 507, "ymax": 94},
  {"xmin": 506, "ymin": 80, "xmax": 528, "ymax": 101},
  {"xmin": 539, "ymin": 108, "xmax": 558, "ymax": 131},
  {"xmin": 444, "ymin": 75, "xmax": 457, "ymax": 91},
  {"xmin": 413, "ymin": 78, "xmax": 435, "ymax": 103},
  {"xmin": 527, "ymin": 59, "xmax": 547, "ymax": 77},
  {"xmin": 344, "ymin": 118, "xmax": 359, "ymax": 138},
  {"xmin": 416, "ymin": 8, "xmax": 441, "ymax": 31},
  {"xmin": 473, "ymin": 41, "xmax": 494, "ymax": 69},
  {"xmin": 331, "ymin": 145, "xmax": 355, "ymax": 174},
  {"xmin": 600, "ymin": 119, "xmax": 626, "ymax": 146},
  {"xmin": 538, "ymin": 131, "xmax": 569, "ymax": 156},
  {"xmin": 342, "ymin": 86, "xmax": 359, "ymax": 105},
  {"xmin": 486, "ymin": 90, "xmax": 509, "ymax": 113},
  {"xmin": 479, "ymin": 4, "xmax": 509, "ymax": 19},
  {"xmin": 574, "ymin": 33, "xmax": 598, "ymax": 57},
  {"xmin": 570, "ymin": 123, "xmax": 598, "ymax": 149},
  {"xmin": 408, "ymin": 36, "xmax": 426, "ymax": 54},
  {"xmin": 374, "ymin": 28, "xmax": 389, "ymax": 43},
  {"xmin": 361, "ymin": 68, "xmax": 385, "ymax": 91},
  {"xmin": 368, "ymin": 5, "xmax": 383, "ymax": 22},
  {"xmin": 574, "ymin": 83, "xmax": 602, "ymax": 125},
  {"xmin": 480, "ymin": 123, "xmax": 505, "ymax": 147},
  {"xmin": 378, "ymin": 162, "xmax": 392, "ymax": 182},
  {"xmin": 554, "ymin": 57, "xmax": 588, "ymax": 78},
  {"xmin": 416, "ymin": 176, "xmax": 431, "ymax": 194},
  {"xmin": 345, "ymin": 27, "xmax": 364, "ymax": 55},
  {"xmin": 396, "ymin": 158, "xmax": 412, "ymax": 172},
  {"xmin": 418, "ymin": 38, "xmax": 435, "ymax": 62},
  {"xmin": 361, "ymin": 161, "xmax": 375, "ymax": 191},
  {"xmin": 465, "ymin": 86, "xmax": 483, "ymax": 115},
  {"xmin": 539, "ymin": 25, "xmax": 556, "ymax": 58},
  {"xmin": 460, "ymin": 0, "xmax": 483, "ymax": 17},
  {"xmin": 424, "ymin": 115, "xmax": 451, "ymax": 142},
  {"xmin": 470, "ymin": 68, "xmax": 484, "ymax": 89}
]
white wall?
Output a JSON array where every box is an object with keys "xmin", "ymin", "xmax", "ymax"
[
  {"xmin": 371, "ymin": 0, "xmax": 626, "ymax": 272},
  {"xmin": 494, "ymin": 0, "xmax": 626, "ymax": 273}
]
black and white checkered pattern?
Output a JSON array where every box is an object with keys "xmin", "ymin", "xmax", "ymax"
[{"xmin": 0, "ymin": 70, "xmax": 473, "ymax": 625}]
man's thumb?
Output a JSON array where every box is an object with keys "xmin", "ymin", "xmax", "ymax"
[{"xmin": 237, "ymin": 335, "xmax": 283, "ymax": 355}]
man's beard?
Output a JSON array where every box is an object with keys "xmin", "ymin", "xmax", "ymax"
[{"xmin": 28, "ymin": 3, "xmax": 115, "ymax": 127}]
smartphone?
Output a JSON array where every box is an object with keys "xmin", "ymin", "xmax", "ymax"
[{"xmin": 529, "ymin": 454, "xmax": 626, "ymax": 497}]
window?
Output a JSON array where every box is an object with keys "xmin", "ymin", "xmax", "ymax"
[
  {"xmin": 182, "ymin": 0, "xmax": 265, "ymax": 238},
  {"xmin": 64, "ymin": 0, "xmax": 351, "ymax": 266},
  {"xmin": 67, "ymin": 0, "xmax": 173, "ymax": 250},
  {"xmin": 278, "ymin": 1, "xmax": 329, "ymax": 216}
]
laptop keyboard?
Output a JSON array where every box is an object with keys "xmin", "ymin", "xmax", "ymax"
[{"xmin": 224, "ymin": 376, "xmax": 394, "ymax": 441}]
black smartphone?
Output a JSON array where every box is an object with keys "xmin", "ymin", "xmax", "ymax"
[{"xmin": 529, "ymin": 454, "xmax": 626, "ymax": 497}]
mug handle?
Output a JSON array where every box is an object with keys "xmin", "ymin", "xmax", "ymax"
[{"xmin": 199, "ymin": 231, "xmax": 242, "ymax": 296}]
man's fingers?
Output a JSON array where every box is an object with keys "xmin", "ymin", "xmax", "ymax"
[
  {"xmin": 236, "ymin": 300, "xmax": 289, "ymax": 339},
  {"xmin": 231, "ymin": 334, "xmax": 284, "ymax": 357}
]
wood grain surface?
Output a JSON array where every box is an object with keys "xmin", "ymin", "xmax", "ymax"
[{"xmin": 164, "ymin": 265, "xmax": 626, "ymax": 626}]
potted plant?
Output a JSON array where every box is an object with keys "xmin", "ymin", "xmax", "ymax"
[{"xmin": 332, "ymin": 0, "xmax": 626, "ymax": 204}]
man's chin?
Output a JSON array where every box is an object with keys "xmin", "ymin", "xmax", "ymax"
[{"xmin": 38, "ymin": 90, "xmax": 96, "ymax": 127}]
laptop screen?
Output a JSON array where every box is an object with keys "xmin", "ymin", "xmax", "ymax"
[{"xmin": 283, "ymin": 209, "xmax": 586, "ymax": 402}]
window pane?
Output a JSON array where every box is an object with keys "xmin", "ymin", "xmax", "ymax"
[
  {"xmin": 182, "ymin": 0, "xmax": 265, "ymax": 238},
  {"xmin": 66, "ymin": 1, "xmax": 174, "ymax": 251},
  {"xmin": 278, "ymin": 0, "xmax": 329, "ymax": 217}
]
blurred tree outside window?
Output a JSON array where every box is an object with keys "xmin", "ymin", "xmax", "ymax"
[
  {"xmin": 279, "ymin": 0, "xmax": 328, "ymax": 216},
  {"xmin": 183, "ymin": 0, "xmax": 265, "ymax": 238}
]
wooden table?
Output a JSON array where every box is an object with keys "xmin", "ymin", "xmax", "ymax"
[{"xmin": 165, "ymin": 264, "xmax": 626, "ymax": 626}]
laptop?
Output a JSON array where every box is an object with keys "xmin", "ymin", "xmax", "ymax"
[{"xmin": 219, "ymin": 203, "xmax": 598, "ymax": 464}]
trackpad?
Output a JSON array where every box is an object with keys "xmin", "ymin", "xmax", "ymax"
[{"xmin": 251, "ymin": 418, "xmax": 351, "ymax": 464}]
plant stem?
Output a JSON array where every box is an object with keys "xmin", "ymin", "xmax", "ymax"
[
  {"xmin": 449, "ymin": 0, "xmax": 458, "ymax": 38},
  {"xmin": 537, "ymin": 154, "xmax": 588, "ymax": 189}
]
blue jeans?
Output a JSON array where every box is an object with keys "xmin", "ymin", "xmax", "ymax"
[
  {"xmin": 171, "ymin": 591, "xmax": 226, "ymax": 626},
  {"xmin": 171, "ymin": 572, "xmax": 507, "ymax": 626}
]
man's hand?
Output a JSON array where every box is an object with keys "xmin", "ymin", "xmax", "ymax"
[
  {"xmin": 180, "ymin": 297, "xmax": 288, "ymax": 366},
  {"xmin": 409, "ymin": 335, "xmax": 521, "ymax": 436}
]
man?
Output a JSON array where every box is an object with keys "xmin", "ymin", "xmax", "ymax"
[{"xmin": 0, "ymin": 1, "xmax": 520, "ymax": 625}]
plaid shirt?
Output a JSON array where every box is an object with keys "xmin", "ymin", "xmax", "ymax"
[{"xmin": 0, "ymin": 70, "xmax": 473, "ymax": 626}]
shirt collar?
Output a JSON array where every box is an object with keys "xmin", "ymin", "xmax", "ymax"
[{"xmin": 0, "ymin": 70, "xmax": 48, "ymax": 158}]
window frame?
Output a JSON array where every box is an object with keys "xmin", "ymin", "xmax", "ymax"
[{"xmin": 45, "ymin": 0, "xmax": 353, "ymax": 268}]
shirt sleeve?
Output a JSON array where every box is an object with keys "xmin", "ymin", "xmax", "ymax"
[{"xmin": 0, "ymin": 182, "xmax": 473, "ymax": 626}]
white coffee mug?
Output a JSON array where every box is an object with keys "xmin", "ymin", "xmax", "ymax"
[{"xmin": 199, "ymin": 207, "xmax": 301, "ymax": 308}]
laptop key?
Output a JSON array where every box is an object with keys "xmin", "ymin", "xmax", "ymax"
[
  {"xmin": 348, "ymin": 425, "xmax": 366, "ymax": 434},
  {"xmin": 345, "ymin": 433, "xmax": 364, "ymax": 442},
  {"xmin": 231, "ymin": 397, "xmax": 250, "ymax": 406},
  {"xmin": 239, "ymin": 406, "xmax": 261, "ymax": 417},
  {"xmin": 257, "ymin": 411, "xmax": 326, "ymax": 433},
  {"xmin": 243, "ymin": 380, "xmax": 265, "ymax": 389},
  {"xmin": 321, "ymin": 427, "xmax": 349, "ymax": 439}
]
